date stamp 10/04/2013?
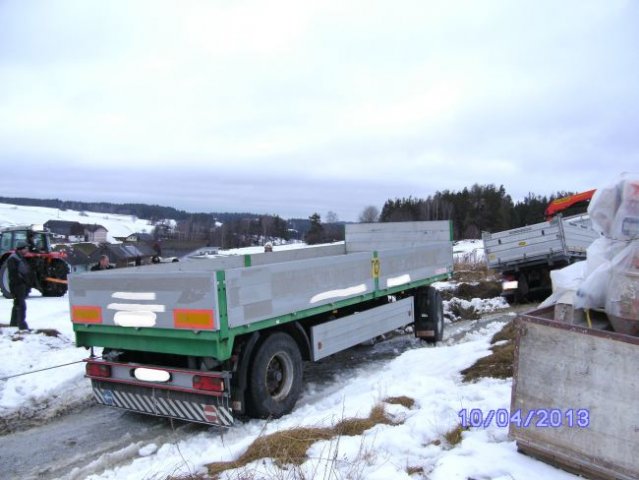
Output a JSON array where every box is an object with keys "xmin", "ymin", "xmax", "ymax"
[{"xmin": 458, "ymin": 408, "xmax": 590, "ymax": 429}]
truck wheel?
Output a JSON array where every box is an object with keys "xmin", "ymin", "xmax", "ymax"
[
  {"xmin": 0, "ymin": 262, "xmax": 12, "ymax": 299},
  {"xmin": 41, "ymin": 259, "xmax": 69, "ymax": 297},
  {"xmin": 246, "ymin": 332, "xmax": 303, "ymax": 419},
  {"xmin": 425, "ymin": 288, "xmax": 444, "ymax": 344}
]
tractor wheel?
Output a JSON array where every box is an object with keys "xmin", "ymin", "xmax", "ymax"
[
  {"xmin": 41, "ymin": 259, "xmax": 69, "ymax": 297},
  {"xmin": 0, "ymin": 262, "xmax": 12, "ymax": 299},
  {"xmin": 246, "ymin": 332, "xmax": 303, "ymax": 419}
]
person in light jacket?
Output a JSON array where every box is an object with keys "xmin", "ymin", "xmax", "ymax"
[{"xmin": 7, "ymin": 242, "xmax": 32, "ymax": 330}]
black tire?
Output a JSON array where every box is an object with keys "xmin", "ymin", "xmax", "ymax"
[
  {"xmin": 246, "ymin": 332, "xmax": 303, "ymax": 419},
  {"xmin": 0, "ymin": 262, "xmax": 11, "ymax": 299},
  {"xmin": 41, "ymin": 259, "xmax": 69, "ymax": 297},
  {"xmin": 424, "ymin": 287, "xmax": 444, "ymax": 344}
]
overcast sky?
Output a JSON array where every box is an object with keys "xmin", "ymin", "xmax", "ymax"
[{"xmin": 1, "ymin": 1, "xmax": 637, "ymax": 221}]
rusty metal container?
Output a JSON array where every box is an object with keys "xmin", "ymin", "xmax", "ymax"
[{"xmin": 511, "ymin": 306, "xmax": 639, "ymax": 480}]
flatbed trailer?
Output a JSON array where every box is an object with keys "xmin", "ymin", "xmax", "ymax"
[
  {"xmin": 482, "ymin": 214, "xmax": 599, "ymax": 301},
  {"xmin": 69, "ymin": 221, "xmax": 453, "ymax": 427},
  {"xmin": 510, "ymin": 307, "xmax": 638, "ymax": 480}
]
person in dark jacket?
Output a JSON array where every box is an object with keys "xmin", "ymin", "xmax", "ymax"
[
  {"xmin": 7, "ymin": 242, "xmax": 31, "ymax": 330},
  {"xmin": 90, "ymin": 254, "xmax": 113, "ymax": 271}
]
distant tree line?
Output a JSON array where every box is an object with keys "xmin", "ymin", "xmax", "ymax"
[
  {"xmin": 377, "ymin": 184, "xmax": 586, "ymax": 240},
  {"xmin": 1, "ymin": 185, "xmax": 587, "ymax": 247}
]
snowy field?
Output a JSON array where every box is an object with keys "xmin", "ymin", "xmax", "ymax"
[
  {"xmin": 0, "ymin": 203, "xmax": 154, "ymax": 243},
  {"xmin": 0, "ymin": 205, "xmax": 580, "ymax": 479}
]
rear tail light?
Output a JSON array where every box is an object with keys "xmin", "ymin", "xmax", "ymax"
[
  {"xmin": 193, "ymin": 375, "xmax": 224, "ymax": 392},
  {"xmin": 86, "ymin": 363, "xmax": 112, "ymax": 378}
]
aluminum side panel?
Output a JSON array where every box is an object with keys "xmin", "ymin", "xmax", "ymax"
[
  {"xmin": 377, "ymin": 244, "xmax": 452, "ymax": 289},
  {"xmin": 345, "ymin": 221, "xmax": 451, "ymax": 253},
  {"xmin": 310, "ymin": 297, "xmax": 414, "ymax": 360},
  {"xmin": 249, "ymin": 244, "xmax": 346, "ymax": 265},
  {"xmin": 484, "ymin": 223, "xmax": 564, "ymax": 268},
  {"xmin": 483, "ymin": 215, "xmax": 598, "ymax": 269},
  {"xmin": 562, "ymin": 222, "xmax": 600, "ymax": 254},
  {"xmin": 225, "ymin": 252, "xmax": 374, "ymax": 327}
]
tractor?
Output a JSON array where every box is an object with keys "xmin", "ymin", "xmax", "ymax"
[{"xmin": 0, "ymin": 225, "xmax": 70, "ymax": 299}]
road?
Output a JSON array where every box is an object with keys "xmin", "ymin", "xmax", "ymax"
[{"xmin": 0, "ymin": 308, "xmax": 523, "ymax": 480}]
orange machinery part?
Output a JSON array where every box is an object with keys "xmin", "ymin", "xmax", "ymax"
[{"xmin": 544, "ymin": 189, "xmax": 596, "ymax": 220}]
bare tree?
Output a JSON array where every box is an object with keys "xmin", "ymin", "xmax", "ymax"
[
  {"xmin": 358, "ymin": 205, "xmax": 379, "ymax": 223},
  {"xmin": 326, "ymin": 211, "xmax": 339, "ymax": 224}
]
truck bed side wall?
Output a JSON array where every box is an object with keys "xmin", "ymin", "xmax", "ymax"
[
  {"xmin": 483, "ymin": 215, "xmax": 598, "ymax": 271},
  {"xmin": 225, "ymin": 242, "xmax": 452, "ymax": 328},
  {"xmin": 561, "ymin": 217, "xmax": 599, "ymax": 254},
  {"xmin": 346, "ymin": 220, "xmax": 452, "ymax": 252},
  {"xmin": 225, "ymin": 251, "xmax": 373, "ymax": 328}
]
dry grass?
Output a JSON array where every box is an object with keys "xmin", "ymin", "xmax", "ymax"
[
  {"xmin": 443, "ymin": 423, "xmax": 468, "ymax": 446},
  {"xmin": 406, "ymin": 465, "xmax": 425, "ymax": 476},
  {"xmin": 461, "ymin": 321, "xmax": 517, "ymax": 382},
  {"xmin": 167, "ymin": 475, "xmax": 209, "ymax": 480},
  {"xmin": 491, "ymin": 320, "xmax": 516, "ymax": 344},
  {"xmin": 440, "ymin": 280, "xmax": 502, "ymax": 302},
  {"xmin": 207, "ymin": 398, "xmax": 413, "ymax": 478},
  {"xmin": 384, "ymin": 396, "xmax": 415, "ymax": 409},
  {"xmin": 452, "ymin": 259, "xmax": 495, "ymax": 283}
]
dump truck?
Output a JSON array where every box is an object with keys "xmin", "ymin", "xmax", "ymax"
[
  {"xmin": 482, "ymin": 214, "xmax": 599, "ymax": 302},
  {"xmin": 510, "ymin": 307, "xmax": 638, "ymax": 480},
  {"xmin": 69, "ymin": 221, "xmax": 453, "ymax": 427}
]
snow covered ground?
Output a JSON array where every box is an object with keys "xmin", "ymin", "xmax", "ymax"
[
  {"xmin": 0, "ymin": 294, "xmax": 580, "ymax": 480},
  {"xmin": 453, "ymin": 238, "xmax": 485, "ymax": 264},
  {"xmin": 0, "ymin": 205, "xmax": 580, "ymax": 479}
]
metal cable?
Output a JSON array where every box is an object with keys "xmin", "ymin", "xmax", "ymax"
[{"xmin": 0, "ymin": 359, "xmax": 86, "ymax": 381}]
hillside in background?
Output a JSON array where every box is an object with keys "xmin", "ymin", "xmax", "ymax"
[
  {"xmin": 0, "ymin": 202, "xmax": 153, "ymax": 244},
  {"xmin": 0, "ymin": 195, "xmax": 278, "ymax": 224},
  {"xmin": 0, "ymin": 197, "xmax": 343, "ymax": 247}
]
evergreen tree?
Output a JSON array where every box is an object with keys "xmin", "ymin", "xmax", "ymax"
[{"xmin": 304, "ymin": 213, "xmax": 325, "ymax": 245}]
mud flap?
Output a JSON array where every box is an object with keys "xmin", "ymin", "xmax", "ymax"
[
  {"xmin": 92, "ymin": 380, "xmax": 234, "ymax": 427},
  {"xmin": 414, "ymin": 287, "xmax": 444, "ymax": 342}
]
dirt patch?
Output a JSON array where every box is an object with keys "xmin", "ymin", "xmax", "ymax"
[
  {"xmin": 34, "ymin": 328, "xmax": 62, "ymax": 338},
  {"xmin": 461, "ymin": 321, "xmax": 517, "ymax": 382}
]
